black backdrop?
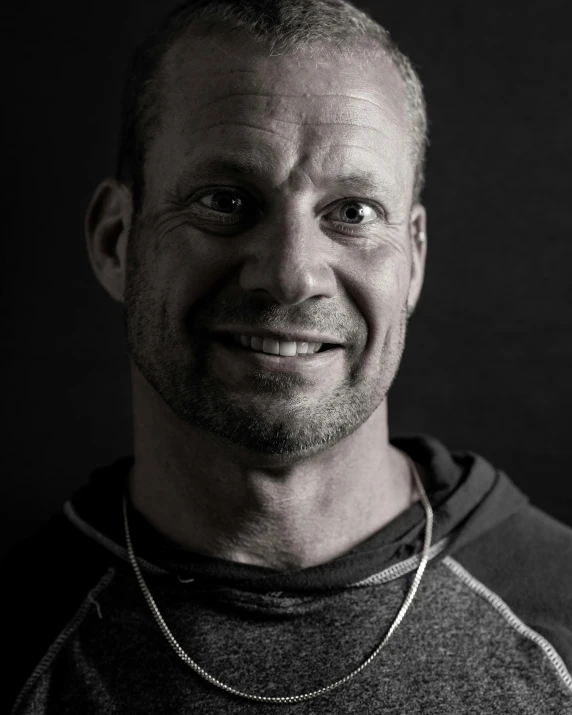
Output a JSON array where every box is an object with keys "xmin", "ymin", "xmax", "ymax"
[{"xmin": 1, "ymin": 0, "xmax": 571, "ymax": 559}]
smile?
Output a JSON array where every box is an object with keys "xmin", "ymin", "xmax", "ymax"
[
  {"xmin": 211, "ymin": 333, "xmax": 345, "ymax": 376},
  {"xmin": 232, "ymin": 334, "xmax": 323, "ymax": 357}
]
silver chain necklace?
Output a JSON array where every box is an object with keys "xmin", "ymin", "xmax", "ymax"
[{"xmin": 123, "ymin": 457, "xmax": 433, "ymax": 704}]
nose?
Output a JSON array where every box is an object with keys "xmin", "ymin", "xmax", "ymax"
[{"xmin": 239, "ymin": 216, "xmax": 337, "ymax": 306}]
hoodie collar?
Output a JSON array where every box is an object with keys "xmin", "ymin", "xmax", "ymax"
[{"xmin": 65, "ymin": 435, "xmax": 528, "ymax": 593}]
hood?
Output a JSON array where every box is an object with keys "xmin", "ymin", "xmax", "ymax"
[{"xmin": 64, "ymin": 434, "xmax": 529, "ymax": 593}]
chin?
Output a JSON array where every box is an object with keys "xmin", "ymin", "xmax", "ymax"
[
  {"xmin": 198, "ymin": 415, "xmax": 357, "ymax": 458},
  {"xmin": 173, "ymin": 380, "xmax": 382, "ymax": 458},
  {"xmin": 132, "ymin": 342, "xmax": 397, "ymax": 458}
]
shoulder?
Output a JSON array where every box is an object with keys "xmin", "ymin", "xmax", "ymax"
[
  {"xmin": 1, "ymin": 511, "xmax": 115, "ymax": 712},
  {"xmin": 451, "ymin": 503, "xmax": 572, "ymax": 671}
]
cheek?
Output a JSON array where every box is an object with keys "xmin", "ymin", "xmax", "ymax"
[
  {"xmin": 144, "ymin": 227, "xmax": 239, "ymax": 319},
  {"xmin": 337, "ymin": 244, "xmax": 412, "ymax": 347},
  {"xmin": 368, "ymin": 267, "xmax": 410, "ymax": 366}
]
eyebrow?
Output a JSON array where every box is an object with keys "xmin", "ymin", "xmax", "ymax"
[
  {"xmin": 177, "ymin": 156, "xmax": 273, "ymax": 183},
  {"xmin": 172, "ymin": 156, "xmax": 399, "ymax": 201},
  {"xmin": 335, "ymin": 172, "xmax": 393, "ymax": 196}
]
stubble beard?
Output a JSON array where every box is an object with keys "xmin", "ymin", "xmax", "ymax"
[{"xmin": 123, "ymin": 230, "xmax": 409, "ymax": 458}]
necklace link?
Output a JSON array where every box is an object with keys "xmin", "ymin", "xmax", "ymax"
[{"xmin": 123, "ymin": 457, "xmax": 433, "ymax": 704}]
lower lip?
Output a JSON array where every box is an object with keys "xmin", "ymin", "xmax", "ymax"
[{"xmin": 211, "ymin": 339, "xmax": 344, "ymax": 374}]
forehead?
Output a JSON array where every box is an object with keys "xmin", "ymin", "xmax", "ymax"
[{"xmin": 145, "ymin": 33, "xmax": 412, "ymax": 198}]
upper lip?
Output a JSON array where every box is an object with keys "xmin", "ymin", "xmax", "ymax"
[{"xmin": 212, "ymin": 327, "xmax": 344, "ymax": 346}]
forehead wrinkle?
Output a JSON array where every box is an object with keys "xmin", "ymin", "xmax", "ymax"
[
  {"xmin": 163, "ymin": 42, "xmax": 408, "ymax": 143},
  {"xmin": 245, "ymin": 117, "xmax": 393, "ymax": 137},
  {"xmin": 198, "ymin": 91, "xmax": 398, "ymax": 117},
  {"xmin": 185, "ymin": 113, "xmax": 398, "ymax": 154},
  {"xmin": 194, "ymin": 92, "xmax": 400, "ymax": 129},
  {"xmin": 186, "ymin": 121, "xmax": 300, "ymax": 148}
]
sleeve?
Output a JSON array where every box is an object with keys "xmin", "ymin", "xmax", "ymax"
[
  {"xmin": 0, "ymin": 513, "xmax": 113, "ymax": 713},
  {"xmin": 452, "ymin": 504, "xmax": 572, "ymax": 673}
]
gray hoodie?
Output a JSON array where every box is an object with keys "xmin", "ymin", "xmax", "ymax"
[{"xmin": 5, "ymin": 435, "xmax": 572, "ymax": 714}]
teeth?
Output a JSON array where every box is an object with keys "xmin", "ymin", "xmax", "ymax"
[
  {"xmin": 262, "ymin": 338, "xmax": 280, "ymax": 355},
  {"xmin": 279, "ymin": 341, "xmax": 297, "ymax": 356},
  {"xmin": 234, "ymin": 335, "xmax": 324, "ymax": 356}
]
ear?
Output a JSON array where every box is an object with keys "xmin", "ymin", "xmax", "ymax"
[
  {"xmin": 85, "ymin": 179, "xmax": 133, "ymax": 304},
  {"xmin": 406, "ymin": 203, "xmax": 427, "ymax": 317}
]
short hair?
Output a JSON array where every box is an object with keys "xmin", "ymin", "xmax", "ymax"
[{"xmin": 116, "ymin": 0, "xmax": 428, "ymax": 211}]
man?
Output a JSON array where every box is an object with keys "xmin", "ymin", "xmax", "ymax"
[{"xmin": 4, "ymin": 0, "xmax": 572, "ymax": 712}]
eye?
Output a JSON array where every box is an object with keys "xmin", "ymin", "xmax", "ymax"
[
  {"xmin": 198, "ymin": 190, "xmax": 246, "ymax": 214},
  {"xmin": 324, "ymin": 200, "xmax": 380, "ymax": 225}
]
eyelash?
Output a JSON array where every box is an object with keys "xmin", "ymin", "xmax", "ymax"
[{"xmin": 186, "ymin": 187, "xmax": 386, "ymax": 234}]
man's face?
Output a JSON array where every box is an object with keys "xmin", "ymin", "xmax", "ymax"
[{"xmin": 123, "ymin": 35, "xmax": 423, "ymax": 456}]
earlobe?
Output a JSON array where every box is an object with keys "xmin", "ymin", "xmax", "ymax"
[
  {"xmin": 85, "ymin": 179, "xmax": 133, "ymax": 304},
  {"xmin": 406, "ymin": 204, "xmax": 428, "ymax": 317}
]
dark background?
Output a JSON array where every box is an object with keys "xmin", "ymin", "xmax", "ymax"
[{"xmin": 1, "ymin": 0, "xmax": 571, "ymax": 559}]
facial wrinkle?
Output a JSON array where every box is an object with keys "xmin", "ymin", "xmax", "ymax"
[
  {"xmin": 199, "ymin": 90, "xmax": 399, "ymax": 116},
  {"xmin": 186, "ymin": 91, "xmax": 398, "ymax": 136},
  {"xmin": 188, "ymin": 121, "xmax": 300, "ymax": 147}
]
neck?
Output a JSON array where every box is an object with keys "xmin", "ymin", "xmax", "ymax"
[{"xmin": 128, "ymin": 366, "xmax": 420, "ymax": 571}]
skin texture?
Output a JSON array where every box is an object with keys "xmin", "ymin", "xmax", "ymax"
[{"xmin": 85, "ymin": 33, "xmax": 428, "ymax": 570}]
